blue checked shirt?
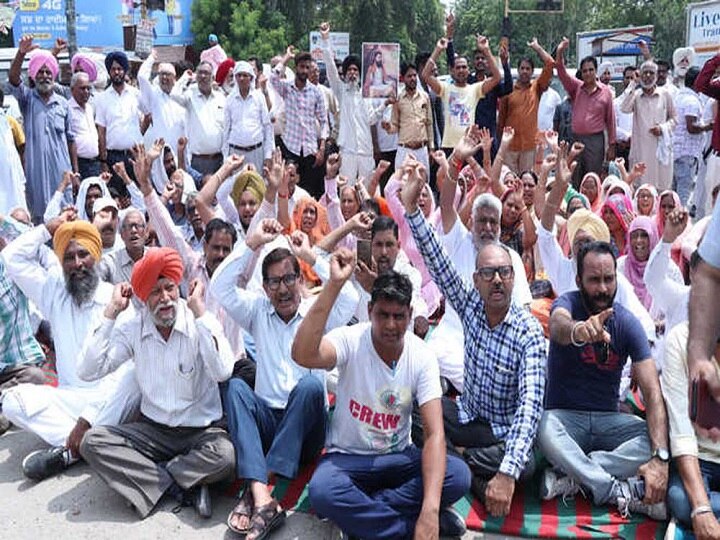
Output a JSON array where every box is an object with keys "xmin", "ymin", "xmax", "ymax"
[{"xmin": 407, "ymin": 209, "xmax": 546, "ymax": 479}]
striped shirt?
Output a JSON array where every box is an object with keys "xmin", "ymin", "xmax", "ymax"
[
  {"xmin": 407, "ymin": 209, "xmax": 547, "ymax": 479},
  {"xmin": 270, "ymin": 68, "xmax": 328, "ymax": 156},
  {"xmin": 0, "ymin": 258, "xmax": 44, "ymax": 371}
]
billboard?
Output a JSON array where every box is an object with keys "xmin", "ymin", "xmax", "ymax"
[
  {"xmin": 12, "ymin": 0, "xmax": 193, "ymax": 49},
  {"xmin": 576, "ymin": 25, "xmax": 653, "ymax": 81},
  {"xmin": 687, "ymin": 1, "xmax": 720, "ymax": 66},
  {"xmin": 309, "ymin": 31, "xmax": 349, "ymax": 67}
]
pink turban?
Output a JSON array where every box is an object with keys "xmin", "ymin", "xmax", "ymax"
[
  {"xmin": 131, "ymin": 247, "xmax": 185, "ymax": 303},
  {"xmin": 28, "ymin": 50, "xmax": 59, "ymax": 81},
  {"xmin": 71, "ymin": 53, "xmax": 97, "ymax": 82}
]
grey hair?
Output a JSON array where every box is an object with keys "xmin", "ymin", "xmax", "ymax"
[
  {"xmin": 472, "ymin": 193, "xmax": 502, "ymax": 219},
  {"xmin": 120, "ymin": 208, "xmax": 146, "ymax": 228},
  {"xmin": 640, "ymin": 60, "xmax": 658, "ymax": 73},
  {"xmin": 70, "ymin": 71, "xmax": 90, "ymax": 88}
]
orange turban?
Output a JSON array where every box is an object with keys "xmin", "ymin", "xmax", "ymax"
[
  {"xmin": 131, "ymin": 247, "xmax": 185, "ymax": 302},
  {"xmin": 53, "ymin": 221, "xmax": 102, "ymax": 262}
]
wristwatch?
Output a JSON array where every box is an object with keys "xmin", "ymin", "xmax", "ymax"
[{"xmin": 652, "ymin": 447, "xmax": 670, "ymax": 463}]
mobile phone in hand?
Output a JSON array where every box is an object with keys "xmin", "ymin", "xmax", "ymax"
[
  {"xmin": 356, "ymin": 239, "xmax": 372, "ymax": 268},
  {"xmin": 690, "ymin": 378, "xmax": 720, "ymax": 430}
]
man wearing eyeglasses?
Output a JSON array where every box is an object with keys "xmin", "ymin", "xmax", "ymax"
[
  {"xmin": 97, "ymin": 209, "xmax": 148, "ymax": 287},
  {"xmin": 209, "ymin": 219, "xmax": 359, "ymax": 537},
  {"xmin": 400, "ymin": 143, "xmax": 546, "ymax": 519},
  {"xmin": 538, "ymin": 240, "xmax": 669, "ymax": 521}
]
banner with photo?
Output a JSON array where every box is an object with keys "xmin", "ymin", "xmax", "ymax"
[{"xmin": 361, "ymin": 42, "xmax": 399, "ymax": 99}]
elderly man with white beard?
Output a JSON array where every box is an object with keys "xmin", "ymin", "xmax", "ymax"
[
  {"xmin": 8, "ymin": 35, "xmax": 76, "ymax": 221},
  {"xmin": 0, "ymin": 213, "xmax": 137, "ymax": 480},
  {"xmin": 78, "ymin": 248, "xmax": 236, "ymax": 520}
]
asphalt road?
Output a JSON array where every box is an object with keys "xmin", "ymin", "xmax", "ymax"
[{"xmin": 0, "ymin": 426, "xmax": 514, "ymax": 540}]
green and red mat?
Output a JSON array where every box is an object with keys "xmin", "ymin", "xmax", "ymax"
[{"xmin": 229, "ymin": 463, "xmax": 668, "ymax": 539}]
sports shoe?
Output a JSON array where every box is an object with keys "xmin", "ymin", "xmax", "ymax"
[
  {"xmin": 614, "ymin": 477, "xmax": 667, "ymax": 521},
  {"xmin": 439, "ymin": 505, "xmax": 467, "ymax": 537},
  {"xmin": 540, "ymin": 469, "xmax": 581, "ymax": 501},
  {"xmin": 22, "ymin": 446, "xmax": 70, "ymax": 481}
]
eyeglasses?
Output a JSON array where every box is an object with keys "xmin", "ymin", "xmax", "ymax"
[
  {"xmin": 264, "ymin": 273, "xmax": 298, "ymax": 290},
  {"xmin": 122, "ymin": 222, "xmax": 146, "ymax": 231},
  {"xmin": 476, "ymin": 265, "xmax": 514, "ymax": 282}
]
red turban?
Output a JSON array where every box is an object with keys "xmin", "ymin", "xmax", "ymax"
[
  {"xmin": 215, "ymin": 58, "xmax": 235, "ymax": 84},
  {"xmin": 131, "ymin": 247, "xmax": 185, "ymax": 303}
]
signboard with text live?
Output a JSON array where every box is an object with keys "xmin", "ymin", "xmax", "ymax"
[
  {"xmin": 12, "ymin": 0, "xmax": 193, "ymax": 49},
  {"xmin": 687, "ymin": 1, "xmax": 720, "ymax": 66}
]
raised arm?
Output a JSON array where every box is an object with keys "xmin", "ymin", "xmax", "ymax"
[
  {"xmin": 9, "ymin": 35, "xmax": 38, "ymax": 87},
  {"xmin": 477, "ymin": 35, "xmax": 500, "ymax": 97},
  {"xmin": 541, "ymin": 145, "xmax": 572, "ymax": 232},
  {"xmin": 421, "ymin": 38, "xmax": 447, "ymax": 96},
  {"xmin": 291, "ymin": 249, "xmax": 355, "ymax": 370},
  {"xmin": 554, "ymin": 37, "xmax": 579, "ymax": 96},
  {"xmin": 195, "ymin": 155, "xmax": 246, "ymax": 226},
  {"xmin": 78, "ymin": 282, "xmax": 135, "ymax": 382}
]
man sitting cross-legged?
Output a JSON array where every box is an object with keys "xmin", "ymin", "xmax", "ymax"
[
  {"xmin": 402, "ymin": 135, "xmax": 546, "ymax": 518},
  {"xmin": 292, "ymin": 250, "xmax": 471, "ymax": 540},
  {"xmin": 210, "ymin": 219, "xmax": 359, "ymax": 539},
  {"xmin": 78, "ymin": 248, "xmax": 236, "ymax": 519},
  {"xmin": 538, "ymin": 240, "xmax": 669, "ymax": 520}
]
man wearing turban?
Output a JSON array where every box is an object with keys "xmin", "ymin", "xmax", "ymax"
[
  {"xmin": 95, "ymin": 50, "xmax": 143, "ymax": 198},
  {"xmin": 78, "ymin": 249, "xmax": 235, "ymax": 519},
  {"xmin": 8, "ymin": 36, "xmax": 75, "ymax": 220},
  {"xmin": 538, "ymin": 146, "xmax": 657, "ymax": 343},
  {"xmin": 1, "ymin": 214, "xmax": 137, "ymax": 481}
]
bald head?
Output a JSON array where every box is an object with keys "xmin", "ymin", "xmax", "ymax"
[{"xmin": 475, "ymin": 241, "xmax": 512, "ymax": 269}]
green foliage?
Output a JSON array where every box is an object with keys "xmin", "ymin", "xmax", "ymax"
[
  {"xmin": 452, "ymin": 0, "xmax": 689, "ymax": 68},
  {"xmin": 191, "ymin": 0, "xmax": 444, "ymax": 64}
]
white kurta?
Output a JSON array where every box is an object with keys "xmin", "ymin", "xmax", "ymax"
[{"xmin": 0, "ymin": 114, "xmax": 27, "ymax": 214}]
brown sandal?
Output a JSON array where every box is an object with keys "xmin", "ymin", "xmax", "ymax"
[
  {"xmin": 246, "ymin": 499, "xmax": 286, "ymax": 540},
  {"xmin": 226, "ymin": 487, "xmax": 254, "ymax": 534}
]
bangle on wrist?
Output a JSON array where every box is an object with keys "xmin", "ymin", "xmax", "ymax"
[
  {"xmin": 570, "ymin": 321, "xmax": 587, "ymax": 347},
  {"xmin": 691, "ymin": 505, "xmax": 713, "ymax": 519}
]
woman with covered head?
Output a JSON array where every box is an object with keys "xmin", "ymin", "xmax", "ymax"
[
  {"xmin": 579, "ymin": 172, "xmax": 603, "ymax": 214},
  {"xmin": 288, "ymin": 198, "xmax": 330, "ymax": 287},
  {"xmin": 633, "ymin": 183, "xmax": 658, "ymax": 217},
  {"xmin": 600, "ymin": 193, "xmax": 634, "ymax": 256}
]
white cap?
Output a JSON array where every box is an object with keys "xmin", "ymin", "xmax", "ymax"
[{"xmin": 92, "ymin": 196, "xmax": 119, "ymax": 216}]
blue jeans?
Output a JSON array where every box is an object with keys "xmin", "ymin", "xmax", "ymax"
[
  {"xmin": 667, "ymin": 458, "xmax": 720, "ymax": 526},
  {"xmin": 673, "ymin": 155, "xmax": 697, "ymax": 207},
  {"xmin": 537, "ymin": 409, "xmax": 651, "ymax": 505},
  {"xmin": 309, "ymin": 446, "xmax": 471, "ymax": 540},
  {"xmin": 224, "ymin": 375, "xmax": 327, "ymax": 482}
]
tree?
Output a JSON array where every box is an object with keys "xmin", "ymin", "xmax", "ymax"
[{"xmin": 191, "ymin": 0, "xmax": 444, "ymax": 65}]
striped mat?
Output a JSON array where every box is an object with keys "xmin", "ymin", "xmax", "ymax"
[{"xmin": 228, "ymin": 465, "xmax": 668, "ymax": 539}]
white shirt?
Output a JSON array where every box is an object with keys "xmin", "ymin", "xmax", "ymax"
[
  {"xmin": 171, "ymin": 84, "xmax": 226, "ymax": 155},
  {"xmin": 68, "ymin": 97, "xmax": 99, "ymax": 159},
  {"xmin": 78, "ymin": 302, "xmax": 234, "ymax": 427},
  {"xmin": 94, "ymin": 84, "xmax": 143, "ymax": 150},
  {"xmin": 614, "ymin": 93, "xmax": 633, "ymax": 143},
  {"xmin": 138, "ymin": 58, "xmax": 187, "ymax": 148},
  {"xmin": 643, "ymin": 241, "xmax": 689, "ymax": 333},
  {"xmin": 146, "ymin": 191, "xmax": 249, "ymax": 358},
  {"xmin": 324, "ymin": 323, "xmax": 441, "ymax": 455},
  {"xmin": 537, "ymin": 224, "xmax": 656, "ymax": 340},
  {"xmin": 2, "ymin": 225, "xmax": 114, "ymax": 388},
  {"xmin": 209, "ymin": 240, "xmax": 360, "ymax": 409},
  {"xmin": 538, "ymin": 87, "xmax": 562, "ymax": 131},
  {"xmin": 322, "ymin": 43, "xmax": 385, "ymax": 156},
  {"xmin": 222, "ymin": 89, "xmax": 274, "ymax": 159}
]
